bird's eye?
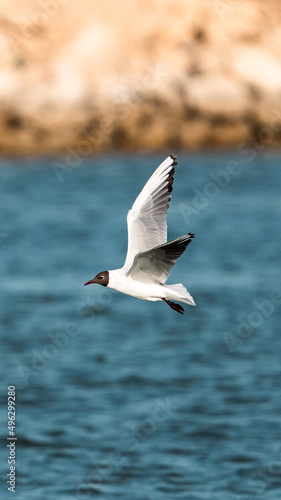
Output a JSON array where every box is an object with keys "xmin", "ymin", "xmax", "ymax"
[{"xmin": 99, "ymin": 276, "xmax": 104, "ymax": 280}]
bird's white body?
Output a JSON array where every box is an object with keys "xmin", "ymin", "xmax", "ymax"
[
  {"xmin": 84, "ymin": 154, "xmax": 196, "ymax": 314},
  {"xmin": 108, "ymin": 268, "xmax": 162, "ymax": 301},
  {"xmin": 108, "ymin": 268, "xmax": 195, "ymax": 305}
]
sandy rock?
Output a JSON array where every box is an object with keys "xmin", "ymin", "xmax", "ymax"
[{"xmin": 0, "ymin": 0, "xmax": 281, "ymax": 155}]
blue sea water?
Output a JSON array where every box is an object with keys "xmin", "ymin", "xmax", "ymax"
[{"xmin": 0, "ymin": 151, "xmax": 281, "ymax": 500}]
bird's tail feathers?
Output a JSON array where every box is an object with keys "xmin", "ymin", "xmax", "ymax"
[{"xmin": 166, "ymin": 283, "xmax": 196, "ymax": 306}]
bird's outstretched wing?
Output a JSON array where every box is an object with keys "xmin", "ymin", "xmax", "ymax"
[
  {"xmin": 127, "ymin": 233, "xmax": 195, "ymax": 284},
  {"xmin": 123, "ymin": 154, "xmax": 177, "ymax": 271}
]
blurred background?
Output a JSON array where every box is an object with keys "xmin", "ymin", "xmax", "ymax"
[
  {"xmin": 1, "ymin": 1, "xmax": 281, "ymax": 499},
  {"xmin": 1, "ymin": 0, "xmax": 281, "ymax": 155}
]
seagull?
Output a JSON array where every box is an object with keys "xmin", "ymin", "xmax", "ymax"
[{"xmin": 84, "ymin": 155, "xmax": 195, "ymax": 314}]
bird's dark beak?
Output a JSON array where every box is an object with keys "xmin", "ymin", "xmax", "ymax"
[{"xmin": 84, "ymin": 278, "xmax": 97, "ymax": 286}]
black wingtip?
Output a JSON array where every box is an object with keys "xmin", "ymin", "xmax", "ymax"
[
  {"xmin": 186, "ymin": 233, "xmax": 195, "ymax": 246},
  {"xmin": 182, "ymin": 233, "xmax": 195, "ymax": 243},
  {"xmin": 170, "ymin": 154, "xmax": 177, "ymax": 166},
  {"xmin": 167, "ymin": 154, "xmax": 176, "ymax": 193}
]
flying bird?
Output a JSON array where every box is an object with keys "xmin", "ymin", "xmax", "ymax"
[{"xmin": 84, "ymin": 155, "xmax": 195, "ymax": 314}]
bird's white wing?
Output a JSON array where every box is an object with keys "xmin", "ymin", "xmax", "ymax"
[
  {"xmin": 123, "ymin": 155, "xmax": 177, "ymax": 271},
  {"xmin": 127, "ymin": 234, "xmax": 195, "ymax": 284}
]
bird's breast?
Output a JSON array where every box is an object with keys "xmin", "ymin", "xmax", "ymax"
[{"xmin": 107, "ymin": 269, "xmax": 164, "ymax": 301}]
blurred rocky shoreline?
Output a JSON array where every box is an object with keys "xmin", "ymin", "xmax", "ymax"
[{"xmin": 1, "ymin": 0, "xmax": 281, "ymax": 156}]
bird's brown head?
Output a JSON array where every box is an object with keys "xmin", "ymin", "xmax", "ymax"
[{"xmin": 84, "ymin": 271, "xmax": 109, "ymax": 287}]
